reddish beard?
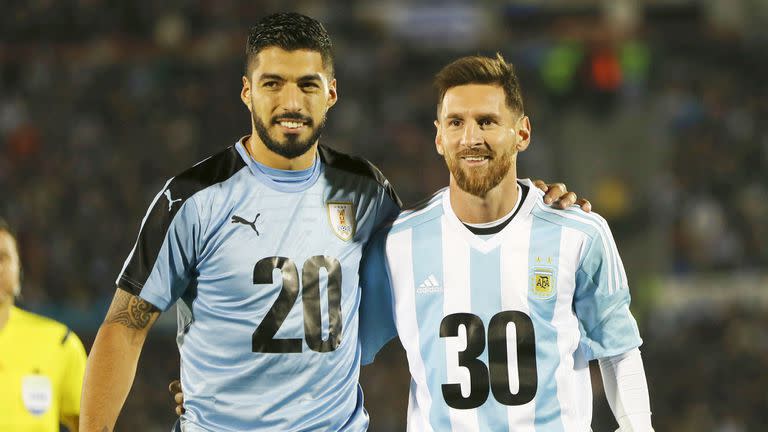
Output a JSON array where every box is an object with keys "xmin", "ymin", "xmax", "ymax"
[{"xmin": 444, "ymin": 148, "xmax": 513, "ymax": 197}]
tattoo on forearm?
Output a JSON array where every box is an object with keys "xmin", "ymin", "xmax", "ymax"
[
  {"xmin": 105, "ymin": 290, "xmax": 158, "ymax": 329},
  {"xmin": 101, "ymin": 427, "xmax": 111, "ymax": 432}
]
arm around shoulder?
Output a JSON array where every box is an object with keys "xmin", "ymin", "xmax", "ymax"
[{"xmin": 79, "ymin": 288, "xmax": 160, "ymax": 432}]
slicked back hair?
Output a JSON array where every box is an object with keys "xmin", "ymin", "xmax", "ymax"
[
  {"xmin": 434, "ymin": 53, "xmax": 524, "ymax": 117},
  {"xmin": 245, "ymin": 12, "xmax": 334, "ymax": 77}
]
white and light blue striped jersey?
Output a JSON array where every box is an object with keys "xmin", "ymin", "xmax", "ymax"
[
  {"xmin": 360, "ymin": 179, "xmax": 642, "ymax": 432},
  {"xmin": 117, "ymin": 138, "xmax": 400, "ymax": 432}
]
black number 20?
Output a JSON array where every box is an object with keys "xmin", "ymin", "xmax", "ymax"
[
  {"xmin": 251, "ymin": 256, "xmax": 342, "ymax": 353},
  {"xmin": 440, "ymin": 311, "xmax": 537, "ymax": 409}
]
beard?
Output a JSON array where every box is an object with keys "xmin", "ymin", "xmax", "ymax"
[
  {"xmin": 444, "ymin": 147, "xmax": 513, "ymax": 198},
  {"xmin": 253, "ymin": 111, "xmax": 327, "ymax": 159}
]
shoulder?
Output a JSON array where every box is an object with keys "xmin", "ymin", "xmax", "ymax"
[
  {"xmin": 390, "ymin": 188, "xmax": 446, "ymax": 233},
  {"xmin": 318, "ymin": 144, "xmax": 401, "ymax": 206},
  {"xmin": 166, "ymin": 145, "xmax": 248, "ymax": 203},
  {"xmin": 530, "ymin": 200, "xmax": 612, "ymax": 241},
  {"xmin": 12, "ymin": 307, "xmax": 72, "ymax": 343}
]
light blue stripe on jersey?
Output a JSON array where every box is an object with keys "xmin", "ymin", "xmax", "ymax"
[
  {"xmin": 528, "ymin": 216, "xmax": 565, "ymax": 432},
  {"xmin": 470, "ymin": 246, "xmax": 508, "ymax": 431},
  {"xmin": 411, "ymin": 221, "xmax": 451, "ymax": 431}
]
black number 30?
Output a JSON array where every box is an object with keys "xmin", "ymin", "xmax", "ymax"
[
  {"xmin": 251, "ymin": 256, "xmax": 342, "ymax": 353},
  {"xmin": 440, "ymin": 311, "xmax": 537, "ymax": 409}
]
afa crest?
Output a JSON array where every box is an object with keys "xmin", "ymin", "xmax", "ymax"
[
  {"xmin": 530, "ymin": 267, "xmax": 556, "ymax": 300},
  {"xmin": 327, "ymin": 201, "xmax": 356, "ymax": 241}
]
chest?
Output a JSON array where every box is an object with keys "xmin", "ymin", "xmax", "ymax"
[
  {"xmin": 0, "ymin": 331, "xmax": 62, "ymax": 417},
  {"xmin": 388, "ymin": 221, "xmax": 583, "ymax": 324}
]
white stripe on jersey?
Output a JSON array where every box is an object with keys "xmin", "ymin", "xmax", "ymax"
[
  {"xmin": 388, "ymin": 228, "xmax": 435, "ymax": 432},
  {"xmin": 116, "ymin": 177, "xmax": 174, "ymax": 285},
  {"xmin": 499, "ymin": 217, "xmax": 536, "ymax": 432},
  {"xmin": 441, "ymin": 217, "xmax": 480, "ymax": 432},
  {"xmin": 553, "ymin": 226, "xmax": 591, "ymax": 431}
]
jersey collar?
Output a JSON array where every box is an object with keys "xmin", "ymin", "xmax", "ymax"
[
  {"xmin": 442, "ymin": 178, "xmax": 539, "ymax": 253},
  {"xmin": 234, "ymin": 137, "xmax": 323, "ymax": 193}
]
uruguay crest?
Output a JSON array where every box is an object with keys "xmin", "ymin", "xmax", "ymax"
[
  {"xmin": 327, "ymin": 201, "xmax": 356, "ymax": 241},
  {"xmin": 530, "ymin": 267, "xmax": 556, "ymax": 300}
]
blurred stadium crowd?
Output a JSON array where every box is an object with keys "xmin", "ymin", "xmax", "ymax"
[{"xmin": 1, "ymin": 1, "xmax": 767, "ymax": 431}]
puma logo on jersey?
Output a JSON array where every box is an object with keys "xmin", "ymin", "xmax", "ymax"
[
  {"xmin": 231, "ymin": 214, "xmax": 261, "ymax": 235},
  {"xmin": 164, "ymin": 190, "xmax": 182, "ymax": 211}
]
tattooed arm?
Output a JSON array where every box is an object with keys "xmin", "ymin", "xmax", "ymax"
[{"xmin": 79, "ymin": 289, "xmax": 160, "ymax": 432}]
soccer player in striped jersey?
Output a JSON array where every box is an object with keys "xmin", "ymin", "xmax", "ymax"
[
  {"xmin": 360, "ymin": 55, "xmax": 654, "ymax": 431},
  {"xmin": 79, "ymin": 12, "xmax": 584, "ymax": 432}
]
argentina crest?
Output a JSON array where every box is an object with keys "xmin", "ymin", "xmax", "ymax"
[
  {"xmin": 530, "ymin": 266, "xmax": 557, "ymax": 300},
  {"xmin": 326, "ymin": 201, "xmax": 356, "ymax": 241}
]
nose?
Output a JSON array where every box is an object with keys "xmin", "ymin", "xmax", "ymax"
[
  {"xmin": 460, "ymin": 121, "xmax": 483, "ymax": 147},
  {"xmin": 279, "ymin": 83, "xmax": 303, "ymax": 112}
]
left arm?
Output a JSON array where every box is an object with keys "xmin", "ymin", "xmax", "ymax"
[
  {"xmin": 599, "ymin": 348, "xmax": 654, "ymax": 432},
  {"xmin": 571, "ymin": 215, "xmax": 650, "ymax": 429}
]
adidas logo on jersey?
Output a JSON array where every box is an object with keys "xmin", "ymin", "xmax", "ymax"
[{"xmin": 416, "ymin": 275, "xmax": 442, "ymax": 294}]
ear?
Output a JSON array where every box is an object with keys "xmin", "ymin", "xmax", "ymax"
[
  {"xmin": 515, "ymin": 115, "xmax": 531, "ymax": 152},
  {"xmin": 327, "ymin": 78, "xmax": 338, "ymax": 109},
  {"xmin": 241, "ymin": 76, "xmax": 252, "ymax": 111},
  {"xmin": 434, "ymin": 120, "xmax": 445, "ymax": 156}
]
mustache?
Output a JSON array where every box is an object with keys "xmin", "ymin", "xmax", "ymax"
[
  {"xmin": 272, "ymin": 113, "xmax": 313, "ymax": 126},
  {"xmin": 455, "ymin": 148, "xmax": 494, "ymax": 158}
]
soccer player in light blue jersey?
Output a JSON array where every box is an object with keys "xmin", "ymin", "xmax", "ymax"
[
  {"xmin": 360, "ymin": 55, "xmax": 654, "ymax": 431},
  {"xmin": 80, "ymin": 13, "xmax": 584, "ymax": 432}
]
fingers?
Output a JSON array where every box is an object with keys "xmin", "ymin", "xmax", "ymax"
[
  {"xmin": 168, "ymin": 380, "xmax": 181, "ymax": 394},
  {"xmin": 169, "ymin": 379, "xmax": 185, "ymax": 415},
  {"xmin": 532, "ymin": 179, "xmax": 548, "ymax": 192},
  {"xmin": 576, "ymin": 198, "xmax": 592, "ymax": 213},
  {"xmin": 543, "ymin": 182, "xmax": 567, "ymax": 205},
  {"xmin": 550, "ymin": 191, "xmax": 577, "ymax": 209}
]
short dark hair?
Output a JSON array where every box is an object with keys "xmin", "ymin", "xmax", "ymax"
[
  {"xmin": 434, "ymin": 53, "xmax": 524, "ymax": 116},
  {"xmin": 245, "ymin": 12, "xmax": 334, "ymax": 77}
]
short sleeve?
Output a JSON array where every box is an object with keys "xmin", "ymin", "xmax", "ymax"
[
  {"xmin": 58, "ymin": 329, "xmax": 87, "ymax": 418},
  {"xmin": 574, "ymin": 223, "xmax": 642, "ymax": 360},
  {"xmin": 116, "ymin": 181, "xmax": 201, "ymax": 311},
  {"xmin": 358, "ymin": 225, "xmax": 397, "ymax": 365}
]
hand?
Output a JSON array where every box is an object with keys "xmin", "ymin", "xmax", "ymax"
[
  {"xmin": 532, "ymin": 180, "xmax": 592, "ymax": 212},
  {"xmin": 169, "ymin": 379, "xmax": 185, "ymax": 416}
]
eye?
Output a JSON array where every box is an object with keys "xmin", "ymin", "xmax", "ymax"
[
  {"xmin": 449, "ymin": 119, "xmax": 462, "ymax": 127},
  {"xmin": 479, "ymin": 119, "xmax": 495, "ymax": 127},
  {"xmin": 263, "ymin": 81, "xmax": 279, "ymax": 88},
  {"xmin": 300, "ymin": 82, "xmax": 320, "ymax": 90}
]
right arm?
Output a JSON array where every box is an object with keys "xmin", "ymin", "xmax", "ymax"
[{"xmin": 79, "ymin": 289, "xmax": 160, "ymax": 432}]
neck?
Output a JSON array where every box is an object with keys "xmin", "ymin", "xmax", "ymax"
[
  {"xmin": 244, "ymin": 135, "xmax": 317, "ymax": 171},
  {"xmin": 449, "ymin": 170, "xmax": 520, "ymax": 224},
  {"xmin": 0, "ymin": 299, "xmax": 12, "ymax": 331}
]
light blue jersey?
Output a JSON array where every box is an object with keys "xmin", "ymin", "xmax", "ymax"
[
  {"xmin": 360, "ymin": 179, "xmax": 642, "ymax": 432},
  {"xmin": 117, "ymin": 139, "xmax": 400, "ymax": 432}
]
